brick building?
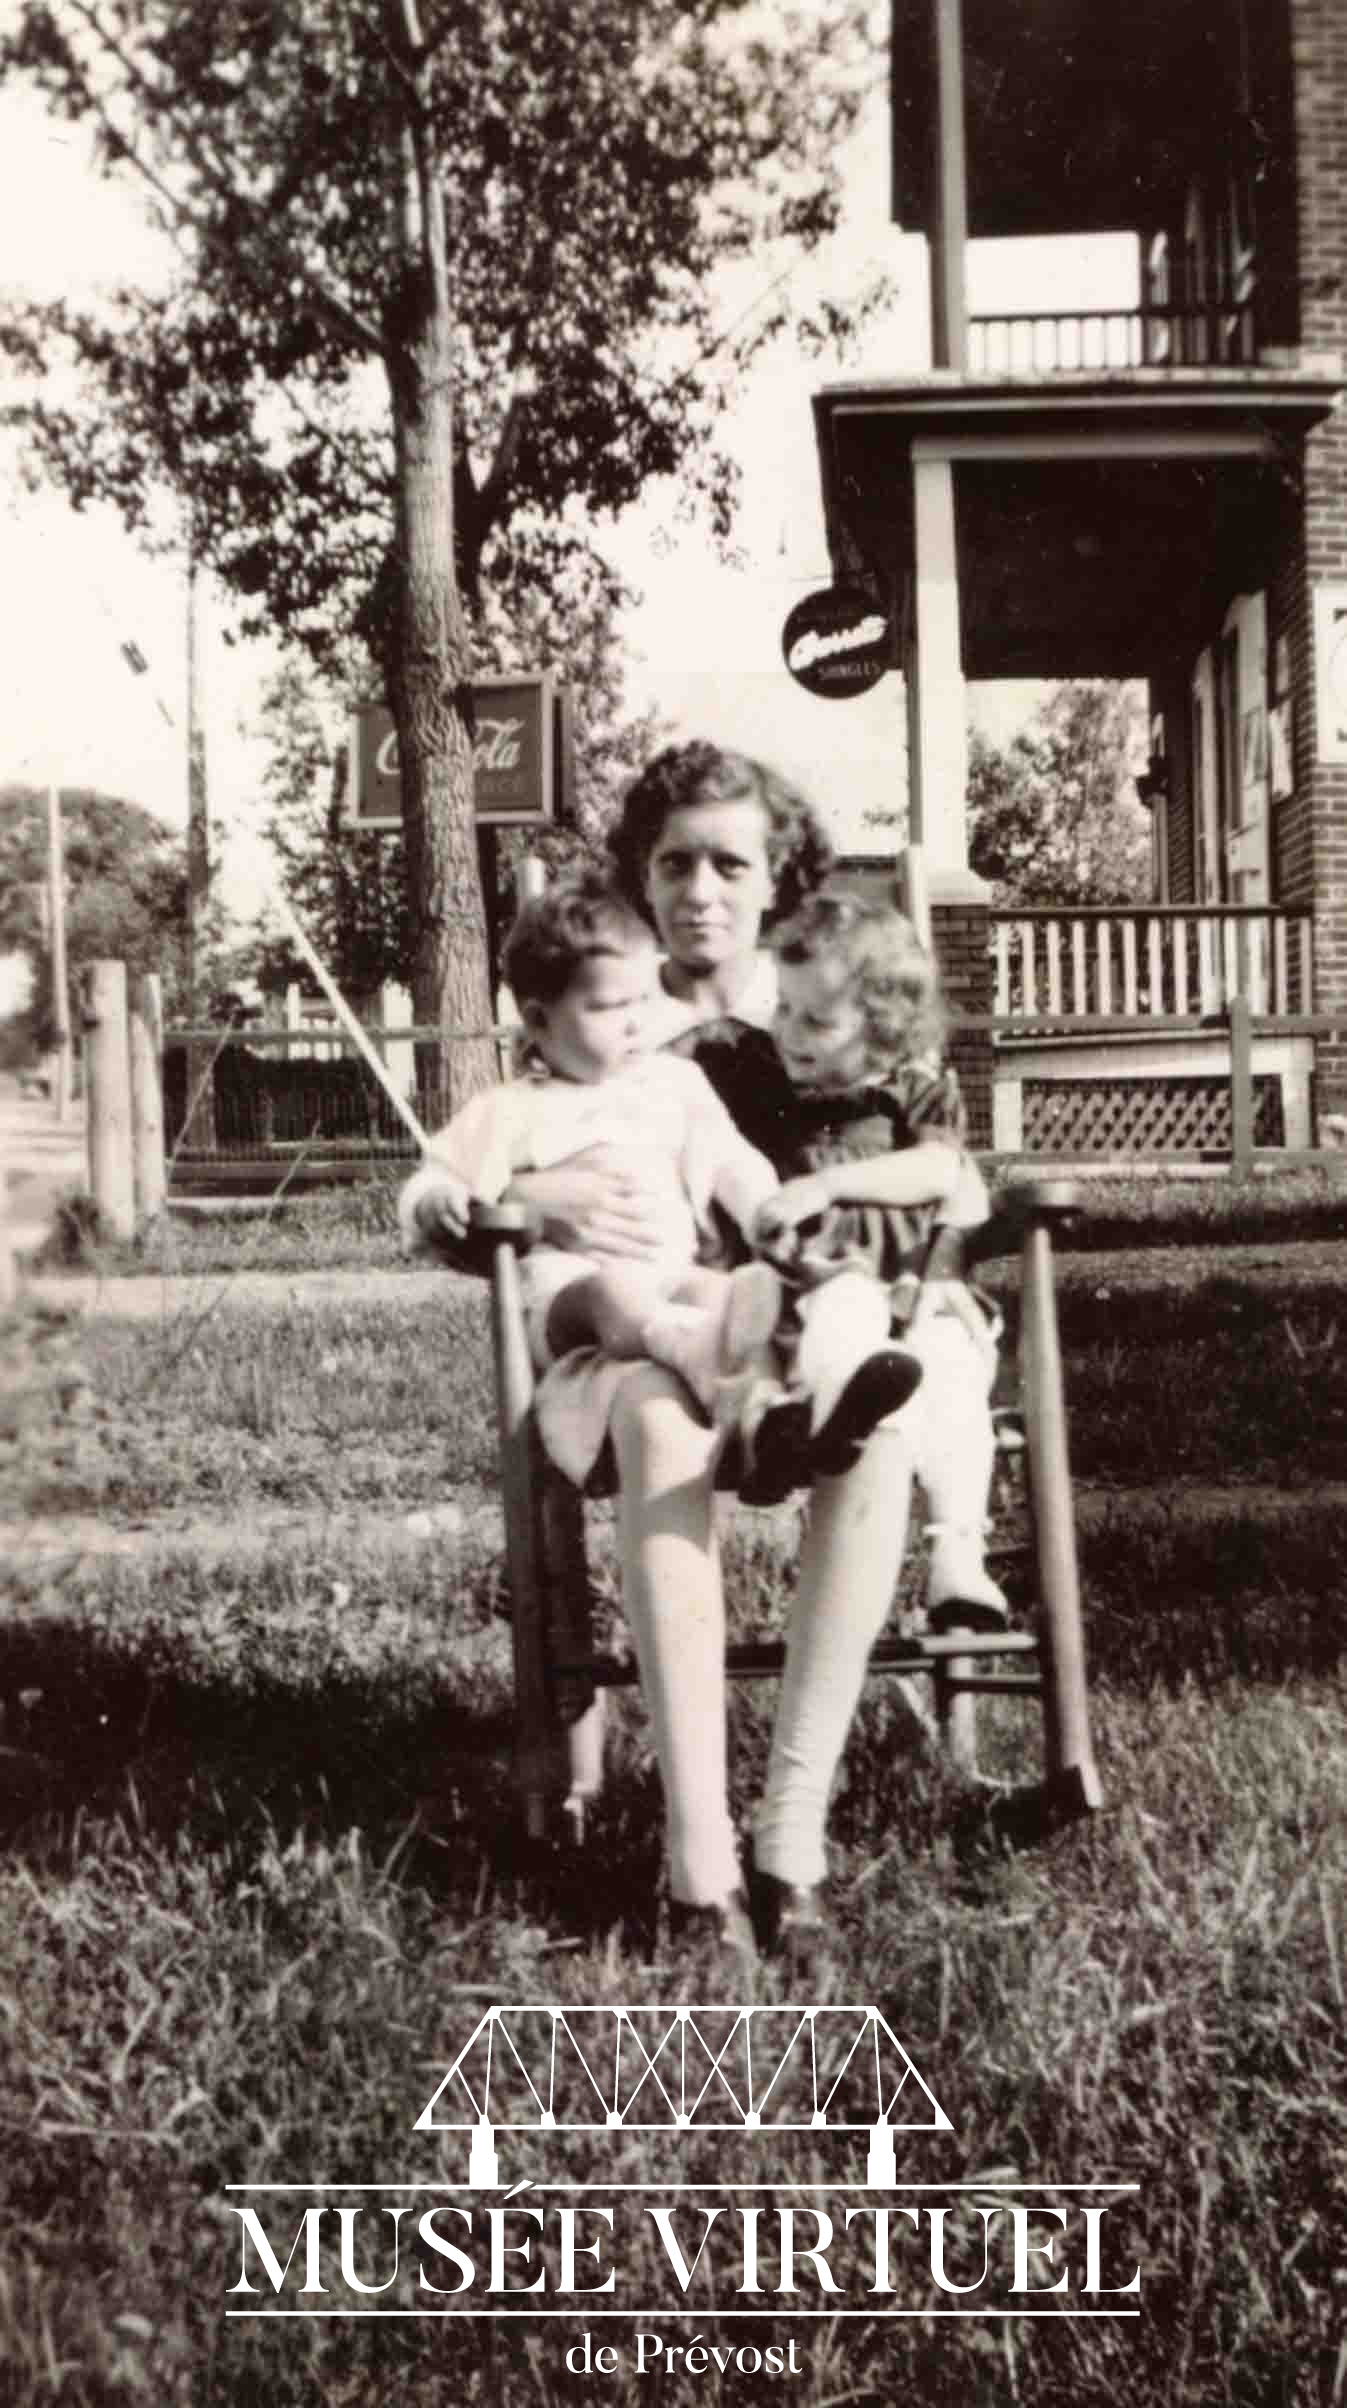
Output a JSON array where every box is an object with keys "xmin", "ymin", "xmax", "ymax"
[{"xmin": 809, "ymin": 0, "xmax": 1347, "ymax": 1153}]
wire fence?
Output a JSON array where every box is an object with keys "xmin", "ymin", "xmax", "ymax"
[
  {"xmin": 163, "ymin": 1022, "xmax": 521, "ymax": 1184},
  {"xmin": 160, "ymin": 1001, "xmax": 1347, "ymax": 1189}
]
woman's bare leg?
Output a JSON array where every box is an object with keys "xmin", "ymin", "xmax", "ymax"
[
  {"xmin": 609, "ymin": 1365, "xmax": 741, "ymax": 1905},
  {"xmin": 753, "ymin": 1430, "xmax": 914, "ymax": 1889}
]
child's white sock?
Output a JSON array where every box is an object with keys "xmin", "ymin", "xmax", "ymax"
[
  {"xmin": 794, "ymin": 1270, "xmax": 893, "ymax": 1434},
  {"xmin": 926, "ymin": 1521, "xmax": 1008, "ymax": 1631}
]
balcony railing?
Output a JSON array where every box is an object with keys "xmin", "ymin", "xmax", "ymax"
[
  {"xmin": 969, "ymin": 301, "xmax": 1257, "ymax": 378},
  {"xmin": 992, "ymin": 905, "xmax": 1313, "ymax": 1024}
]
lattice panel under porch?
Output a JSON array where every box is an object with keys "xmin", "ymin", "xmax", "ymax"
[{"xmin": 1021, "ymin": 1076, "xmax": 1284, "ymax": 1155}]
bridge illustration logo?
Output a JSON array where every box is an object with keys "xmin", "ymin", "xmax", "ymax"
[{"xmin": 415, "ymin": 2003, "xmax": 952, "ymax": 2188}]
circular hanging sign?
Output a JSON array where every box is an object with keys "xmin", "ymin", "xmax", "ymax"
[{"xmin": 781, "ymin": 583, "xmax": 891, "ymax": 699}]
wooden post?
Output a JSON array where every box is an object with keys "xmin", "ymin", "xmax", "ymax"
[
  {"xmin": 84, "ymin": 960, "xmax": 136, "ymax": 1242},
  {"xmin": 1020, "ymin": 1203, "xmax": 1102, "ymax": 1813},
  {"xmin": 1229, "ymin": 992, "xmax": 1254, "ymax": 1174},
  {"xmin": 128, "ymin": 972, "xmax": 166, "ymax": 1225}
]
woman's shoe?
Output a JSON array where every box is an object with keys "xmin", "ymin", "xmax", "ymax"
[
  {"xmin": 749, "ymin": 1864, "xmax": 833, "ymax": 1975},
  {"xmin": 668, "ymin": 1888, "xmax": 759, "ymax": 1971}
]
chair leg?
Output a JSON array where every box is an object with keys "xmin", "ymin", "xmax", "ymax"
[
  {"xmin": 541, "ymin": 1461, "xmax": 607, "ymax": 1838},
  {"xmin": 489, "ymin": 1240, "xmax": 552, "ymax": 1839},
  {"xmin": 1020, "ymin": 1221, "xmax": 1103, "ymax": 1814},
  {"xmin": 932, "ymin": 1646, "xmax": 981, "ymax": 1777}
]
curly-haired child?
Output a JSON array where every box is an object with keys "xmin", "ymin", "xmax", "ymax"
[
  {"xmin": 731, "ymin": 889, "xmax": 1010, "ymax": 1928},
  {"xmin": 747, "ymin": 890, "xmax": 1009, "ymax": 1634}
]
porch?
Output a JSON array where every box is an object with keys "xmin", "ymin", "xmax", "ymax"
[
  {"xmin": 992, "ymin": 903, "xmax": 1313, "ymax": 1022},
  {"xmin": 989, "ymin": 902, "xmax": 1320, "ymax": 1163}
]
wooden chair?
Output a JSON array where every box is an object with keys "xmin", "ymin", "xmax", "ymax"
[{"xmin": 462, "ymin": 1176, "xmax": 1103, "ymax": 1843}]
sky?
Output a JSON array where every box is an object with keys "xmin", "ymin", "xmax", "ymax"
[{"xmin": 0, "ymin": 43, "xmax": 1137, "ymax": 1015}]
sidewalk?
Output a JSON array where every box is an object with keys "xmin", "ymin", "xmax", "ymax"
[
  {"xmin": 0, "ymin": 1075, "xmax": 87, "ymax": 1294},
  {"xmin": 16, "ymin": 1262, "xmax": 457, "ymax": 1320}
]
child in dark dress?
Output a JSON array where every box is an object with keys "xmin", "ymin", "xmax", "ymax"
[
  {"xmin": 744, "ymin": 892, "xmax": 1009, "ymax": 1632},
  {"xmin": 731, "ymin": 890, "xmax": 1009, "ymax": 1911}
]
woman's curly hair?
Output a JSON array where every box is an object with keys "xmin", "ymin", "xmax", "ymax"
[
  {"xmin": 770, "ymin": 891, "xmax": 947, "ymax": 1072},
  {"xmin": 609, "ymin": 741, "xmax": 834, "ymax": 934},
  {"xmin": 502, "ymin": 866, "xmax": 652, "ymax": 1011}
]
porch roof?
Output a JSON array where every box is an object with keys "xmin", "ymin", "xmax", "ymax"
[
  {"xmin": 811, "ymin": 368, "xmax": 1343, "ymax": 681},
  {"xmin": 889, "ymin": 0, "xmax": 1287, "ymax": 241}
]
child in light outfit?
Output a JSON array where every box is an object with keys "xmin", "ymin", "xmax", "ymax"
[
  {"xmin": 747, "ymin": 890, "xmax": 1008, "ymax": 1635},
  {"xmin": 399, "ymin": 872, "xmax": 920, "ymax": 1458}
]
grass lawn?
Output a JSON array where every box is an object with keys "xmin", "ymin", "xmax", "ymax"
[
  {"xmin": 28, "ymin": 1159, "xmax": 1347, "ymax": 1283},
  {"xmin": 2, "ymin": 1177, "xmax": 1346, "ymax": 2405}
]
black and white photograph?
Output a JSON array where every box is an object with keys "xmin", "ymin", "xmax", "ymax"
[{"xmin": 2, "ymin": 2, "xmax": 1344, "ymax": 2401}]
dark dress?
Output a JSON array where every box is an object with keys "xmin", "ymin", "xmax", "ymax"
[{"xmin": 670, "ymin": 1018, "xmax": 966, "ymax": 1287}]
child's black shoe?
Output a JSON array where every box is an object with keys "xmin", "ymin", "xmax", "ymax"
[{"xmin": 810, "ymin": 1348, "xmax": 923, "ymax": 1477}]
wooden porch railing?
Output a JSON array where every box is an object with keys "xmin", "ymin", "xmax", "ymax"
[
  {"xmin": 992, "ymin": 906, "xmax": 1314, "ymax": 1024},
  {"xmin": 969, "ymin": 300, "xmax": 1257, "ymax": 377}
]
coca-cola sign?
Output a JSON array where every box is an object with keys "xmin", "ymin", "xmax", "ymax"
[
  {"xmin": 346, "ymin": 674, "xmax": 557, "ymax": 826},
  {"xmin": 781, "ymin": 584, "xmax": 891, "ymax": 699}
]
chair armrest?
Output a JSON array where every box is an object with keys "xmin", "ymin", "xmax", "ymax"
[
  {"xmin": 417, "ymin": 1199, "xmax": 541, "ymax": 1280},
  {"xmin": 966, "ymin": 1177, "xmax": 1084, "ymax": 1269}
]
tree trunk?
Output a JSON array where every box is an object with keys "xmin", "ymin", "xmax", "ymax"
[{"xmin": 379, "ymin": 116, "xmax": 496, "ymax": 1121}]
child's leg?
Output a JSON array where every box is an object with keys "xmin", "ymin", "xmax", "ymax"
[
  {"xmin": 549, "ymin": 1260, "xmax": 782, "ymax": 1416},
  {"xmin": 609, "ymin": 1365, "xmax": 742, "ymax": 1907},
  {"xmin": 545, "ymin": 1262, "xmax": 672, "ymax": 1361},
  {"xmin": 778, "ymin": 1270, "xmax": 923, "ymax": 1473},
  {"xmin": 906, "ymin": 1309, "xmax": 1007, "ymax": 1631},
  {"xmin": 753, "ymin": 1428, "xmax": 914, "ymax": 1889}
]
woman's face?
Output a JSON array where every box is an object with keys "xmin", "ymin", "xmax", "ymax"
[{"xmin": 642, "ymin": 799, "xmax": 775, "ymax": 973}]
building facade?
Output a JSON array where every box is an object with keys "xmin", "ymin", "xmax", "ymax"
[{"xmin": 810, "ymin": 0, "xmax": 1347, "ymax": 1149}]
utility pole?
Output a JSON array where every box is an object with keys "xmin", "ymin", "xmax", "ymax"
[
  {"xmin": 186, "ymin": 552, "xmax": 210, "ymax": 999},
  {"xmin": 46, "ymin": 781, "xmax": 73, "ymax": 1123},
  {"xmin": 182, "ymin": 552, "xmax": 216, "ymax": 1150}
]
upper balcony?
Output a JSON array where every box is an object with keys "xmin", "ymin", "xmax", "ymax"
[
  {"xmin": 890, "ymin": 0, "xmax": 1302, "ymax": 364},
  {"xmin": 968, "ymin": 296, "xmax": 1257, "ymax": 382}
]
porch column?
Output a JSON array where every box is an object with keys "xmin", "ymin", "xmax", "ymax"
[
  {"xmin": 906, "ymin": 448, "xmax": 968, "ymax": 876},
  {"xmin": 929, "ymin": 0, "xmax": 969, "ymax": 371},
  {"xmin": 906, "ymin": 444, "xmax": 994, "ymax": 1146}
]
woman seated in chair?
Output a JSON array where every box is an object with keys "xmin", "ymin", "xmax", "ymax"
[
  {"xmin": 400, "ymin": 870, "xmax": 924, "ymax": 1486},
  {"xmin": 412, "ymin": 743, "xmax": 1004, "ymax": 1969}
]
